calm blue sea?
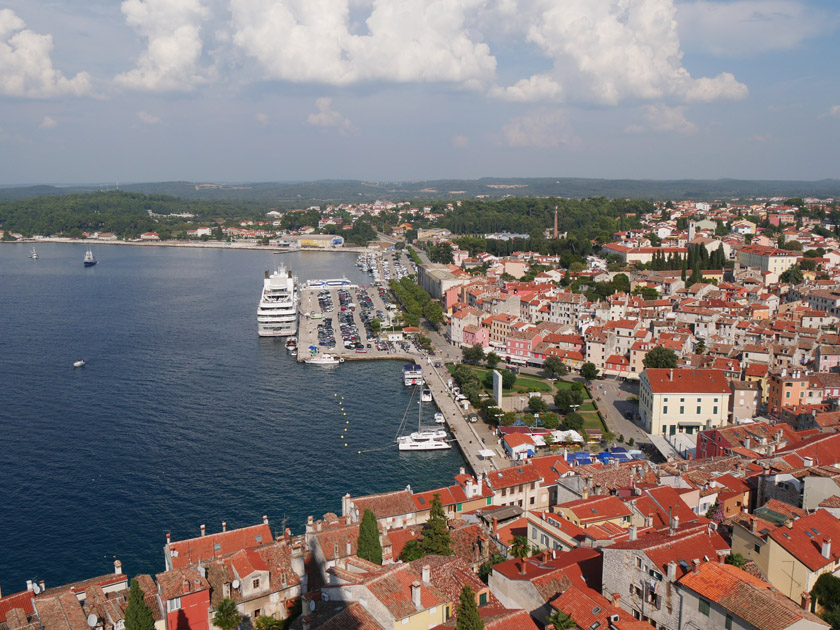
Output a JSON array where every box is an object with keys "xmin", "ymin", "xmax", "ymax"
[{"xmin": 0, "ymin": 243, "xmax": 465, "ymax": 590}]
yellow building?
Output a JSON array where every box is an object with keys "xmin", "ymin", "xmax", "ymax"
[
  {"xmin": 731, "ymin": 510, "xmax": 840, "ymax": 602},
  {"xmin": 639, "ymin": 368, "xmax": 731, "ymax": 436},
  {"xmin": 736, "ymin": 244, "xmax": 799, "ymax": 275}
]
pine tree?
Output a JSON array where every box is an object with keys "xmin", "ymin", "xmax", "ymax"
[
  {"xmin": 125, "ymin": 579, "xmax": 155, "ymax": 630},
  {"xmin": 420, "ymin": 493, "xmax": 452, "ymax": 556},
  {"xmin": 455, "ymin": 586, "xmax": 484, "ymax": 630},
  {"xmin": 357, "ymin": 509, "xmax": 383, "ymax": 565}
]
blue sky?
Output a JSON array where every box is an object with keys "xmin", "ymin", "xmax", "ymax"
[{"xmin": 0, "ymin": 0, "xmax": 838, "ymax": 185}]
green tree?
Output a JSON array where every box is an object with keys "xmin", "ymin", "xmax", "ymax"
[
  {"xmin": 420, "ymin": 493, "xmax": 452, "ymax": 556},
  {"xmin": 540, "ymin": 412, "xmax": 560, "ymax": 430},
  {"xmin": 580, "ymin": 362, "xmax": 599, "ymax": 381},
  {"xmin": 564, "ymin": 412, "xmax": 584, "ymax": 432},
  {"xmin": 125, "ymin": 578, "xmax": 155, "ymax": 630},
  {"xmin": 528, "ymin": 396, "xmax": 548, "ymax": 413},
  {"xmin": 811, "ymin": 573, "xmax": 840, "ymax": 613},
  {"xmin": 510, "ymin": 536, "xmax": 531, "ymax": 575},
  {"xmin": 357, "ymin": 509, "xmax": 383, "ymax": 565},
  {"xmin": 423, "ymin": 300, "xmax": 444, "ymax": 326},
  {"xmin": 405, "ymin": 228, "xmax": 418, "ymax": 243},
  {"xmin": 643, "ymin": 346, "xmax": 678, "ymax": 369},
  {"xmin": 724, "ymin": 553, "xmax": 746, "ymax": 568},
  {"xmin": 543, "ymin": 356, "xmax": 568, "ymax": 377},
  {"xmin": 612, "ymin": 273, "xmax": 631, "ymax": 293},
  {"xmin": 501, "ymin": 369, "xmax": 517, "ymax": 389},
  {"xmin": 485, "ymin": 352, "xmax": 500, "ymax": 369},
  {"xmin": 455, "ymin": 586, "xmax": 484, "ymax": 630},
  {"xmin": 546, "ymin": 610, "xmax": 577, "ymax": 630},
  {"xmin": 554, "ymin": 389, "xmax": 583, "ymax": 413},
  {"xmin": 399, "ymin": 539, "xmax": 425, "ymax": 562},
  {"xmin": 254, "ymin": 616, "xmax": 283, "ymax": 630},
  {"xmin": 780, "ymin": 264, "xmax": 804, "ymax": 284},
  {"xmin": 213, "ymin": 599, "xmax": 241, "ymax": 630},
  {"xmin": 478, "ymin": 551, "xmax": 505, "ymax": 583},
  {"xmin": 462, "ymin": 344, "xmax": 485, "ymax": 365}
]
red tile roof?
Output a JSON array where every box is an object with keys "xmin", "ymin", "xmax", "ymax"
[
  {"xmin": 559, "ymin": 495, "xmax": 633, "ymax": 524},
  {"xmin": 645, "ymin": 368, "xmax": 730, "ymax": 394},
  {"xmin": 486, "ymin": 464, "xmax": 542, "ymax": 490},
  {"xmin": 678, "ymin": 562, "xmax": 826, "ymax": 630},
  {"xmin": 767, "ymin": 509, "xmax": 840, "ymax": 572},
  {"xmin": 169, "ymin": 523, "xmax": 273, "ymax": 569},
  {"xmin": 0, "ymin": 591, "xmax": 35, "ymax": 624}
]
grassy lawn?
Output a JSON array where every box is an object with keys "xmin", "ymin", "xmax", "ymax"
[
  {"xmin": 578, "ymin": 401, "xmax": 597, "ymax": 411},
  {"xmin": 449, "ymin": 364, "xmax": 553, "ymax": 393},
  {"xmin": 579, "ymin": 411, "xmax": 606, "ymax": 432}
]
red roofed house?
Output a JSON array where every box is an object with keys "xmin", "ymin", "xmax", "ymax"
[
  {"xmin": 556, "ymin": 495, "xmax": 633, "ymax": 530},
  {"xmin": 155, "ymin": 567, "xmax": 210, "ymax": 630},
  {"xmin": 601, "ymin": 522, "xmax": 730, "ymax": 629},
  {"xmin": 639, "ymin": 368, "xmax": 731, "ymax": 436},
  {"xmin": 502, "ymin": 433, "xmax": 537, "ymax": 460},
  {"xmin": 676, "ymin": 561, "xmax": 827, "ymax": 630},
  {"xmin": 166, "ymin": 520, "xmax": 274, "ymax": 570},
  {"xmin": 484, "ymin": 464, "xmax": 545, "ymax": 511},
  {"xmin": 733, "ymin": 509, "xmax": 840, "ymax": 602}
]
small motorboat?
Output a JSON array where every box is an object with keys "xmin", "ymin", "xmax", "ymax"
[{"xmin": 73, "ymin": 360, "xmax": 86, "ymax": 368}]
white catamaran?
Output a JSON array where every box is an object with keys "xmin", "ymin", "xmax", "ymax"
[{"xmin": 396, "ymin": 388, "xmax": 451, "ymax": 451}]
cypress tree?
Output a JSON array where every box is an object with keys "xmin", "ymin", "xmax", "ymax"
[
  {"xmin": 125, "ymin": 578, "xmax": 155, "ymax": 630},
  {"xmin": 420, "ymin": 493, "xmax": 452, "ymax": 556},
  {"xmin": 455, "ymin": 586, "xmax": 483, "ymax": 630},
  {"xmin": 357, "ymin": 509, "xmax": 383, "ymax": 565}
]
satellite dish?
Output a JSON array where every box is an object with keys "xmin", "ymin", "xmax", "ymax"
[
  {"xmin": 32, "ymin": 584, "xmax": 41, "ymax": 595},
  {"xmin": 87, "ymin": 614, "xmax": 98, "ymax": 627},
  {"xmin": 309, "ymin": 600, "xmax": 315, "ymax": 612},
  {"xmin": 322, "ymin": 593, "xmax": 329, "ymax": 602},
  {"xmin": 232, "ymin": 580, "xmax": 240, "ymax": 589}
]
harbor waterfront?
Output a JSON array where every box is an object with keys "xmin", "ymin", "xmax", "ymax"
[{"xmin": 0, "ymin": 243, "xmax": 466, "ymax": 589}]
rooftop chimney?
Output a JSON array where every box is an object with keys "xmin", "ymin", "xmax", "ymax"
[
  {"xmin": 459, "ymin": 467, "xmax": 465, "ymax": 475},
  {"xmin": 263, "ymin": 515, "xmax": 269, "ymax": 525},
  {"xmin": 629, "ymin": 524, "xmax": 637, "ymax": 542},
  {"xmin": 346, "ymin": 540, "xmax": 352, "ymax": 557},
  {"xmin": 222, "ymin": 521, "xmax": 227, "ymax": 533},
  {"xmin": 822, "ymin": 538, "xmax": 832, "ymax": 560},
  {"xmin": 801, "ymin": 592, "xmax": 812, "ymax": 612},
  {"xmin": 39, "ymin": 581, "xmax": 45, "ymax": 592},
  {"xmin": 182, "ymin": 579, "xmax": 190, "ymax": 594},
  {"xmin": 301, "ymin": 616, "xmax": 311, "ymax": 630},
  {"xmin": 666, "ymin": 561, "xmax": 677, "ymax": 581},
  {"xmin": 422, "ymin": 564, "xmax": 431, "ymax": 585},
  {"xmin": 166, "ymin": 533, "xmax": 171, "ymax": 545},
  {"xmin": 200, "ymin": 524, "xmax": 206, "ymax": 537},
  {"xmin": 670, "ymin": 515, "xmax": 680, "ymax": 534},
  {"xmin": 411, "ymin": 581, "xmax": 422, "ymax": 609},
  {"xmin": 114, "ymin": 560, "xmax": 122, "ymax": 575},
  {"xmin": 26, "ymin": 580, "xmax": 33, "ymax": 592},
  {"xmin": 611, "ymin": 593, "xmax": 621, "ymax": 606}
]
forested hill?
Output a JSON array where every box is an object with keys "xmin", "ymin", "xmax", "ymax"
[
  {"xmin": 1, "ymin": 177, "xmax": 838, "ymax": 204},
  {"xmin": 0, "ymin": 190, "xmax": 268, "ymax": 238}
]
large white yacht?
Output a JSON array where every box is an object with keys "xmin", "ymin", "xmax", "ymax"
[{"xmin": 257, "ymin": 266, "xmax": 298, "ymax": 337}]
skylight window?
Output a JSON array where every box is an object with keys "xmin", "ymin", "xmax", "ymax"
[
  {"xmin": 255, "ymin": 535, "xmax": 262, "ymax": 543},
  {"xmin": 214, "ymin": 543, "xmax": 222, "ymax": 551}
]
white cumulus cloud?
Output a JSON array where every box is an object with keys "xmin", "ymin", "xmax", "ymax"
[
  {"xmin": 137, "ymin": 110, "xmax": 160, "ymax": 124},
  {"xmin": 501, "ymin": 109, "xmax": 576, "ymax": 148},
  {"xmin": 493, "ymin": 0, "xmax": 747, "ymax": 105},
  {"xmin": 307, "ymin": 97, "xmax": 358, "ymax": 135},
  {"xmin": 228, "ymin": 0, "xmax": 496, "ymax": 86},
  {"xmin": 677, "ymin": 1, "xmax": 836, "ymax": 57},
  {"xmin": 114, "ymin": 0, "xmax": 210, "ymax": 91},
  {"xmin": 40, "ymin": 115, "xmax": 58, "ymax": 129},
  {"xmin": 625, "ymin": 104, "xmax": 697, "ymax": 134},
  {"xmin": 0, "ymin": 9, "xmax": 91, "ymax": 98}
]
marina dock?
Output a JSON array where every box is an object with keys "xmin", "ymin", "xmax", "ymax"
[{"xmin": 295, "ymin": 285, "xmax": 502, "ymax": 476}]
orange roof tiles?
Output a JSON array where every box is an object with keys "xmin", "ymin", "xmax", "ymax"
[
  {"xmin": 645, "ymin": 368, "xmax": 730, "ymax": 394},
  {"xmin": 168, "ymin": 523, "xmax": 273, "ymax": 569}
]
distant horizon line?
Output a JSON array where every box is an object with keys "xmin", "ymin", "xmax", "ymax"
[{"xmin": 2, "ymin": 175, "xmax": 839, "ymax": 189}]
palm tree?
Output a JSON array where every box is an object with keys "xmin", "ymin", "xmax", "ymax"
[
  {"xmin": 547, "ymin": 610, "xmax": 576, "ymax": 630},
  {"xmin": 213, "ymin": 599, "xmax": 241, "ymax": 630},
  {"xmin": 510, "ymin": 536, "xmax": 530, "ymax": 575}
]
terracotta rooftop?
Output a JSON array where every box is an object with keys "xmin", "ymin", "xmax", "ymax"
[
  {"xmin": 645, "ymin": 368, "xmax": 730, "ymax": 394},
  {"xmin": 678, "ymin": 562, "xmax": 827, "ymax": 630},
  {"xmin": 168, "ymin": 523, "xmax": 273, "ymax": 569}
]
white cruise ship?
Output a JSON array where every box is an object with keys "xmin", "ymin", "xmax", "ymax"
[{"xmin": 257, "ymin": 267, "xmax": 299, "ymax": 337}]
